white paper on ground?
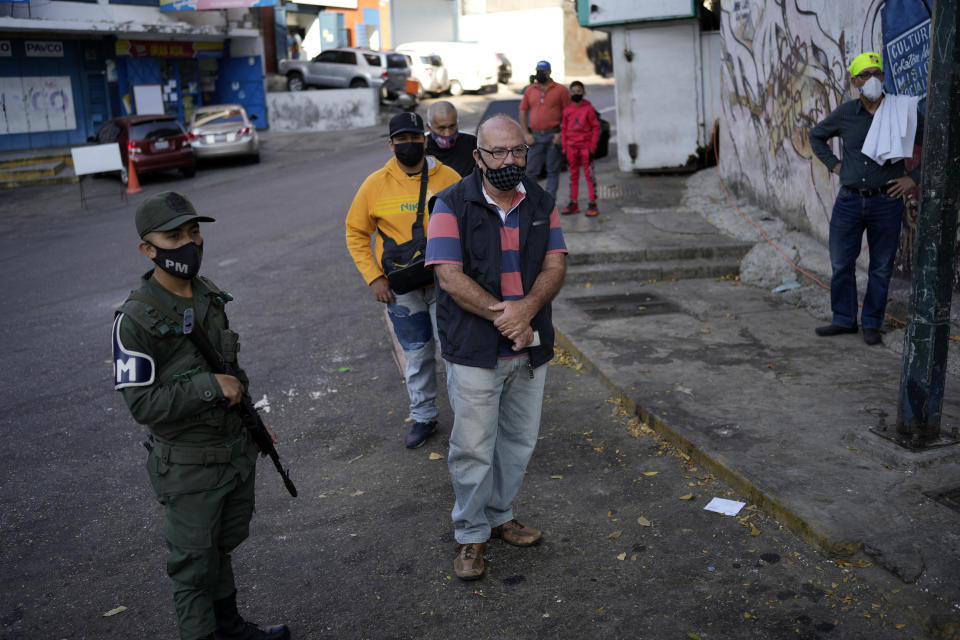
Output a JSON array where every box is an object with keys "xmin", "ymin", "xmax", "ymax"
[{"xmin": 703, "ymin": 497, "xmax": 746, "ymax": 516}]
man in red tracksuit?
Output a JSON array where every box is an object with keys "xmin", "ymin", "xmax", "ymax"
[{"xmin": 560, "ymin": 81, "xmax": 601, "ymax": 217}]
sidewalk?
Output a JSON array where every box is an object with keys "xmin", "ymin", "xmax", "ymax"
[{"xmin": 551, "ymin": 156, "xmax": 960, "ymax": 630}]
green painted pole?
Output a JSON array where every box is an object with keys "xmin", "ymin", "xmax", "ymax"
[{"xmin": 896, "ymin": 0, "xmax": 960, "ymax": 446}]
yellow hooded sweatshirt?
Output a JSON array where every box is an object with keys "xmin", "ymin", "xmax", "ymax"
[{"xmin": 346, "ymin": 155, "xmax": 462, "ymax": 285}]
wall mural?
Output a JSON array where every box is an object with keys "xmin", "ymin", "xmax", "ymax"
[{"xmin": 717, "ymin": 0, "xmax": 949, "ymax": 288}]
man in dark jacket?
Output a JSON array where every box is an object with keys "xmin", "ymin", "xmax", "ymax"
[
  {"xmin": 425, "ymin": 114, "xmax": 567, "ymax": 581},
  {"xmin": 424, "ymin": 101, "xmax": 477, "ymax": 178}
]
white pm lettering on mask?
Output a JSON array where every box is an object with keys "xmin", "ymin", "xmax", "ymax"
[{"xmin": 165, "ymin": 259, "xmax": 189, "ymax": 274}]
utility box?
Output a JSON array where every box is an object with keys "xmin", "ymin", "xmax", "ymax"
[{"xmin": 578, "ymin": 0, "xmax": 721, "ymax": 172}]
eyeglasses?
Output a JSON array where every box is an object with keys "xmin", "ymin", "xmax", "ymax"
[
  {"xmin": 477, "ymin": 145, "xmax": 529, "ymax": 160},
  {"xmin": 856, "ymin": 69, "xmax": 883, "ymax": 80}
]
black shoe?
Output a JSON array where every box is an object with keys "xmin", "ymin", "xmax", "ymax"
[
  {"xmin": 213, "ymin": 591, "xmax": 290, "ymax": 640},
  {"xmin": 404, "ymin": 420, "xmax": 437, "ymax": 448},
  {"xmin": 815, "ymin": 323, "xmax": 858, "ymax": 337},
  {"xmin": 214, "ymin": 623, "xmax": 290, "ymax": 640},
  {"xmin": 863, "ymin": 328, "xmax": 882, "ymax": 345}
]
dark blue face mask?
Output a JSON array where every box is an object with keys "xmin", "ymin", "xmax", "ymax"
[{"xmin": 152, "ymin": 241, "xmax": 203, "ymax": 280}]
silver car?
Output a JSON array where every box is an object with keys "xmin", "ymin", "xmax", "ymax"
[
  {"xmin": 280, "ymin": 47, "xmax": 411, "ymax": 101},
  {"xmin": 188, "ymin": 105, "xmax": 260, "ymax": 163}
]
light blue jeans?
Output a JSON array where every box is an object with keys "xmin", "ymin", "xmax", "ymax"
[
  {"xmin": 445, "ymin": 355, "xmax": 547, "ymax": 543},
  {"xmin": 386, "ymin": 287, "xmax": 439, "ymax": 423}
]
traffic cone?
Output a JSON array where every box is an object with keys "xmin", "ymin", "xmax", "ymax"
[{"xmin": 125, "ymin": 156, "xmax": 142, "ymax": 195}]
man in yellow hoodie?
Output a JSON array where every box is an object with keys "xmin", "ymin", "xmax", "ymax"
[{"xmin": 346, "ymin": 112, "xmax": 461, "ymax": 448}]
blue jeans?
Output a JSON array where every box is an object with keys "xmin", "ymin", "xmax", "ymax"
[
  {"xmin": 525, "ymin": 132, "xmax": 561, "ymax": 200},
  {"xmin": 445, "ymin": 356, "xmax": 547, "ymax": 543},
  {"xmin": 828, "ymin": 188, "xmax": 905, "ymax": 330},
  {"xmin": 386, "ymin": 287, "xmax": 439, "ymax": 423}
]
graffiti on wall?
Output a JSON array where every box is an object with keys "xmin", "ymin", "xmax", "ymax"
[
  {"xmin": 718, "ymin": 0, "xmax": 946, "ymax": 288},
  {"xmin": 719, "ymin": 0, "xmax": 885, "ymax": 237},
  {"xmin": 0, "ymin": 76, "xmax": 77, "ymax": 135}
]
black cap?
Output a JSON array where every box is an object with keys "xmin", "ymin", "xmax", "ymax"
[{"xmin": 389, "ymin": 112, "xmax": 425, "ymax": 138}]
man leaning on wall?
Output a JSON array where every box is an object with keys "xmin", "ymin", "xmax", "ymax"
[{"xmin": 808, "ymin": 51, "xmax": 924, "ymax": 346}]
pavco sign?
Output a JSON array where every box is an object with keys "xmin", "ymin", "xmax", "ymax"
[{"xmin": 25, "ymin": 41, "xmax": 64, "ymax": 57}]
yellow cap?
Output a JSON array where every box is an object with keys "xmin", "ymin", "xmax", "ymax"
[{"xmin": 849, "ymin": 52, "xmax": 882, "ymax": 77}]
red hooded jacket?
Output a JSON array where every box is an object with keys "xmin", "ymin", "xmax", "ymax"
[{"xmin": 561, "ymin": 98, "xmax": 600, "ymax": 152}]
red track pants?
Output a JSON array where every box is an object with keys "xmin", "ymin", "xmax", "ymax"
[{"xmin": 566, "ymin": 147, "xmax": 596, "ymax": 202}]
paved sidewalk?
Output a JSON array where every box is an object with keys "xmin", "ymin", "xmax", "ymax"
[{"xmin": 550, "ymin": 158, "xmax": 960, "ymax": 631}]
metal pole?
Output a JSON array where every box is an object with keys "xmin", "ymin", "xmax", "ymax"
[{"xmin": 896, "ymin": 0, "xmax": 960, "ymax": 447}]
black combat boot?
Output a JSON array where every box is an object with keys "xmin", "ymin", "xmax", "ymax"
[{"xmin": 212, "ymin": 591, "xmax": 290, "ymax": 640}]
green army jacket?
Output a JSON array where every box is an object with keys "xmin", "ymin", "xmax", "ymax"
[{"xmin": 113, "ymin": 271, "xmax": 248, "ymax": 445}]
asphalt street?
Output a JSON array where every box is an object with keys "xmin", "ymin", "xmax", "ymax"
[{"xmin": 0, "ymin": 85, "xmax": 928, "ymax": 639}]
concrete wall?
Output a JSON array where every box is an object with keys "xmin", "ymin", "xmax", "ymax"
[
  {"xmin": 459, "ymin": 7, "xmax": 566, "ymax": 82},
  {"xmin": 392, "ymin": 0, "xmax": 458, "ymax": 44},
  {"xmin": 266, "ymin": 88, "xmax": 377, "ymax": 131},
  {"xmin": 717, "ymin": 0, "xmax": 884, "ymax": 243}
]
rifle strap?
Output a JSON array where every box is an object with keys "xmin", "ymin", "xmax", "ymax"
[
  {"xmin": 127, "ymin": 290, "xmax": 185, "ymax": 331},
  {"xmin": 127, "ymin": 290, "xmax": 225, "ymax": 368}
]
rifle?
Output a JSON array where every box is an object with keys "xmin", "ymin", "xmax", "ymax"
[{"xmin": 183, "ymin": 307, "xmax": 298, "ymax": 497}]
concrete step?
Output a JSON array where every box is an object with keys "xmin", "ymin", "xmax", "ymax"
[
  {"xmin": 0, "ymin": 160, "xmax": 67, "ymax": 180},
  {"xmin": 0, "ymin": 169, "xmax": 78, "ymax": 190},
  {"xmin": 565, "ymin": 257, "xmax": 741, "ymax": 285},
  {"xmin": 566, "ymin": 242, "xmax": 752, "ymax": 266},
  {"xmin": 0, "ymin": 152, "xmax": 72, "ymax": 170}
]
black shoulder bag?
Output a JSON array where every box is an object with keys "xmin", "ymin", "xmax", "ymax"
[{"xmin": 377, "ymin": 165, "xmax": 433, "ymax": 295}]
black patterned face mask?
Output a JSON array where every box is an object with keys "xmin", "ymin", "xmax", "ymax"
[{"xmin": 479, "ymin": 154, "xmax": 525, "ymax": 191}]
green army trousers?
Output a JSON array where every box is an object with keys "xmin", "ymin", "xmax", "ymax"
[{"xmin": 147, "ymin": 446, "xmax": 256, "ymax": 640}]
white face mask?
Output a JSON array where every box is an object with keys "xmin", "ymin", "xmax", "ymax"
[{"xmin": 860, "ymin": 76, "xmax": 883, "ymax": 101}]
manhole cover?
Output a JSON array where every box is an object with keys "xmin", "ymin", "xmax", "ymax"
[
  {"xmin": 924, "ymin": 487, "xmax": 960, "ymax": 513},
  {"xmin": 567, "ymin": 292, "xmax": 678, "ymax": 319}
]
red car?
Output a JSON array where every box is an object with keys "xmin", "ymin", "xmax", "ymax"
[{"xmin": 91, "ymin": 115, "xmax": 196, "ymax": 185}]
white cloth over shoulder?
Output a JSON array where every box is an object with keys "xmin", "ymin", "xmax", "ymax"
[{"xmin": 861, "ymin": 94, "xmax": 920, "ymax": 165}]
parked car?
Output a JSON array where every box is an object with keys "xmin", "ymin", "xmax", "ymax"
[
  {"xmin": 91, "ymin": 114, "xmax": 195, "ymax": 185},
  {"xmin": 188, "ymin": 104, "xmax": 259, "ymax": 163},
  {"xmin": 397, "ymin": 50, "xmax": 450, "ymax": 96},
  {"xmin": 279, "ymin": 47, "xmax": 414, "ymax": 107},
  {"xmin": 496, "ymin": 52, "xmax": 512, "ymax": 84},
  {"xmin": 395, "ymin": 41, "xmax": 498, "ymax": 96}
]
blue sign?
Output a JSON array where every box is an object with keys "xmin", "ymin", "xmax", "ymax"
[{"xmin": 882, "ymin": 0, "xmax": 932, "ymax": 113}]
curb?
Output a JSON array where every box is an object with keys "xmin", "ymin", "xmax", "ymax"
[
  {"xmin": 553, "ymin": 324, "xmax": 960, "ymax": 638},
  {"xmin": 551, "ymin": 326, "xmax": 852, "ymax": 556}
]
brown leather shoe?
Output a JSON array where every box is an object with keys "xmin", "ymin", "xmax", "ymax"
[
  {"xmin": 454, "ymin": 543, "xmax": 486, "ymax": 580},
  {"xmin": 491, "ymin": 519, "xmax": 542, "ymax": 547}
]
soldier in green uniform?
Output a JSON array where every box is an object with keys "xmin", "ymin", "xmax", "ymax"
[{"xmin": 113, "ymin": 191, "xmax": 290, "ymax": 640}]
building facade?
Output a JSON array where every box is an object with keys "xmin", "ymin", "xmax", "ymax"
[{"xmin": 0, "ymin": 0, "xmax": 268, "ymax": 151}]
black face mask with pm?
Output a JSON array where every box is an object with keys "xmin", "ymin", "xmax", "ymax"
[
  {"xmin": 393, "ymin": 141, "xmax": 425, "ymax": 167},
  {"xmin": 152, "ymin": 241, "xmax": 203, "ymax": 280},
  {"xmin": 535, "ymin": 71, "xmax": 549, "ymax": 84}
]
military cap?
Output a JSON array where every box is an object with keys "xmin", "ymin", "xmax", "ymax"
[{"xmin": 135, "ymin": 191, "xmax": 215, "ymax": 238}]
